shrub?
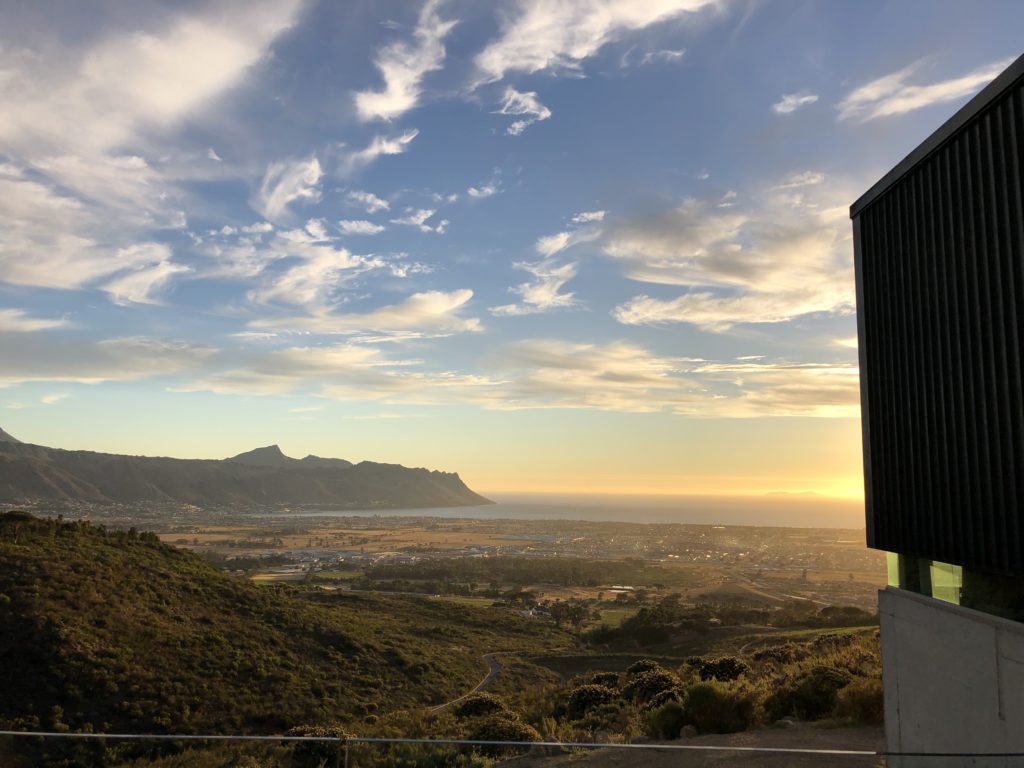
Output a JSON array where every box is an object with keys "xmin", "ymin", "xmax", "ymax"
[
  {"xmin": 646, "ymin": 688, "xmax": 685, "ymax": 710},
  {"xmin": 285, "ymin": 724, "xmax": 351, "ymax": 768},
  {"xmin": 567, "ymin": 684, "xmax": 618, "ymax": 720},
  {"xmin": 624, "ymin": 669, "xmax": 681, "ymax": 704},
  {"xmin": 590, "ymin": 671, "xmax": 621, "ymax": 688},
  {"xmin": 644, "ymin": 700, "xmax": 686, "ymax": 740},
  {"xmin": 764, "ymin": 666, "xmax": 851, "ymax": 721},
  {"xmin": 454, "ymin": 692, "xmax": 508, "ymax": 719},
  {"xmin": 697, "ymin": 657, "xmax": 749, "ymax": 682},
  {"xmin": 683, "ymin": 681, "xmax": 758, "ymax": 734},
  {"xmin": 833, "ymin": 677, "xmax": 884, "ymax": 725},
  {"xmin": 626, "ymin": 659, "xmax": 663, "ymax": 677},
  {"xmin": 467, "ymin": 714, "xmax": 541, "ymax": 757}
]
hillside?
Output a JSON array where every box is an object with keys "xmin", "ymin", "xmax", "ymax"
[
  {"xmin": 0, "ymin": 435, "xmax": 491, "ymax": 508},
  {"xmin": 0, "ymin": 512, "xmax": 569, "ymax": 759}
]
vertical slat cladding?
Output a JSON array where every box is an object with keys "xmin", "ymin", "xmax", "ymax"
[{"xmin": 855, "ymin": 76, "xmax": 1024, "ymax": 575}]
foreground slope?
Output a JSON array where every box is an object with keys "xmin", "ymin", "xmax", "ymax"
[
  {"xmin": 0, "ymin": 512, "xmax": 566, "ymax": 737},
  {"xmin": 0, "ymin": 436, "xmax": 491, "ymax": 508}
]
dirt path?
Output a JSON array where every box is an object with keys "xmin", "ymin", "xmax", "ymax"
[{"xmin": 431, "ymin": 653, "xmax": 503, "ymax": 711}]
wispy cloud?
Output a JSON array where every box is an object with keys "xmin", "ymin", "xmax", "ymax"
[
  {"xmin": 255, "ymin": 156, "xmax": 322, "ymax": 222},
  {"xmin": 341, "ymin": 129, "xmax": 419, "ymax": 174},
  {"xmin": 467, "ymin": 169, "xmax": 502, "ymax": 198},
  {"xmin": 0, "ymin": 335, "xmax": 215, "ymax": 386},
  {"xmin": 776, "ymin": 171, "xmax": 825, "ymax": 189},
  {"xmin": 390, "ymin": 208, "xmax": 448, "ymax": 233},
  {"xmin": 838, "ymin": 57, "xmax": 1013, "ymax": 121},
  {"xmin": 339, "ymin": 219, "xmax": 386, "ymax": 235},
  {"xmin": 495, "ymin": 88, "xmax": 552, "ymax": 135},
  {"xmin": 354, "ymin": 0, "xmax": 457, "ymax": 121},
  {"xmin": 0, "ymin": 309, "xmax": 68, "ymax": 333},
  {"xmin": 473, "ymin": 0, "xmax": 716, "ymax": 85},
  {"xmin": 41, "ymin": 393, "xmax": 69, "ymax": 405},
  {"xmin": 773, "ymin": 91, "xmax": 818, "ymax": 114},
  {"xmin": 249, "ymin": 289, "xmax": 481, "ymax": 336},
  {"xmin": 0, "ymin": 1, "xmax": 299, "ymax": 296},
  {"xmin": 572, "ymin": 210, "xmax": 606, "ymax": 224},
  {"xmin": 102, "ymin": 244, "xmax": 191, "ymax": 305},
  {"xmin": 346, "ymin": 190, "xmax": 390, "ymax": 214},
  {"xmin": 607, "ymin": 177, "xmax": 855, "ymax": 331},
  {"xmin": 490, "ymin": 259, "xmax": 580, "ymax": 316}
]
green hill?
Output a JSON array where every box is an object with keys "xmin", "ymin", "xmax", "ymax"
[{"xmin": 0, "ymin": 512, "xmax": 568, "ymax": 762}]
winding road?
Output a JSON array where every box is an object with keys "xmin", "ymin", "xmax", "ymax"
[{"xmin": 431, "ymin": 653, "xmax": 503, "ymax": 712}]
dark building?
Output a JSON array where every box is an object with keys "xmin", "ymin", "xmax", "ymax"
[{"xmin": 851, "ymin": 53, "xmax": 1024, "ymax": 761}]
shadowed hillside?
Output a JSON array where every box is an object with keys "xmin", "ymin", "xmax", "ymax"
[
  {"xmin": 0, "ymin": 512, "xmax": 569, "ymax": 757},
  {"xmin": 0, "ymin": 436, "xmax": 491, "ymax": 508}
]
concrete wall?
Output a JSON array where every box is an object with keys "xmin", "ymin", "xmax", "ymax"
[{"xmin": 880, "ymin": 587, "xmax": 1024, "ymax": 767}]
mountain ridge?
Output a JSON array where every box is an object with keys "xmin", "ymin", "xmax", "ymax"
[{"xmin": 0, "ymin": 432, "xmax": 491, "ymax": 509}]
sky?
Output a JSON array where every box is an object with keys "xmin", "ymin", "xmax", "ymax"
[{"xmin": 0, "ymin": 0, "xmax": 1021, "ymax": 499}]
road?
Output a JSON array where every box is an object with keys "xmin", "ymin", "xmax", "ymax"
[{"xmin": 431, "ymin": 653, "xmax": 503, "ymax": 712}]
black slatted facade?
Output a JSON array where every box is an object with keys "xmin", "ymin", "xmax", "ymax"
[{"xmin": 852, "ymin": 55, "xmax": 1024, "ymax": 576}]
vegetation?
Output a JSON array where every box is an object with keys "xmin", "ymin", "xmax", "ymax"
[{"xmin": 0, "ymin": 513, "xmax": 570, "ymax": 766}]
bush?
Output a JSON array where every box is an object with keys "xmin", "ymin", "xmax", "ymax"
[
  {"xmin": 683, "ymin": 681, "xmax": 758, "ymax": 734},
  {"xmin": 626, "ymin": 659, "xmax": 663, "ymax": 677},
  {"xmin": 644, "ymin": 700, "xmax": 686, "ymax": 740},
  {"xmin": 624, "ymin": 669, "xmax": 681, "ymax": 704},
  {"xmin": 646, "ymin": 688, "xmax": 685, "ymax": 710},
  {"xmin": 697, "ymin": 657, "xmax": 749, "ymax": 682},
  {"xmin": 285, "ymin": 724, "xmax": 351, "ymax": 768},
  {"xmin": 590, "ymin": 671, "xmax": 621, "ymax": 688},
  {"xmin": 467, "ymin": 714, "xmax": 541, "ymax": 757},
  {"xmin": 567, "ymin": 684, "xmax": 618, "ymax": 719},
  {"xmin": 833, "ymin": 677, "xmax": 884, "ymax": 725},
  {"xmin": 764, "ymin": 666, "xmax": 851, "ymax": 721},
  {"xmin": 454, "ymin": 692, "xmax": 508, "ymax": 719}
]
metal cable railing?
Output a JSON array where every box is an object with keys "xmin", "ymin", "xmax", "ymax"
[{"xmin": 3, "ymin": 729, "xmax": 1023, "ymax": 766}]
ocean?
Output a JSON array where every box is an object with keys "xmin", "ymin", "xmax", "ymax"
[{"xmin": 285, "ymin": 492, "xmax": 866, "ymax": 529}]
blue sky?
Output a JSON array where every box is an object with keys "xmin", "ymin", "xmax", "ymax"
[{"xmin": 1, "ymin": 0, "xmax": 1020, "ymax": 496}]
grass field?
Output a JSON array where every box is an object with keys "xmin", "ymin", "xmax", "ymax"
[
  {"xmin": 597, "ymin": 607, "xmax": 637, "ymax": 627},
  {"xmin": 431, "ymin": 595, "xmax": 496, "ymax": 608}
]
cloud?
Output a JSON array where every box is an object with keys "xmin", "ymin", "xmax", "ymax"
[
  {"xmin": 249, "ymin": 289, "xmax": 481, "ymax": 336},
  {"xmin": 0, "ymin": 335, "xmax": 215, "ymax": 386},
  {"xmin": 102, "ymin": 244, "xmax": 191, "ymax": 305},
  {"xmin": 680, "ymin": 361, "xmax": 861, "ymax": 417},
  {"xmin": 772, "ymin": 91, "xmax": 818, "ymax": 114},
  {"xmin": 495, "ymin": 88, "xmax": 552, "ymax": 135},
  {"xmin": 467, "ymin": 183, "xmax": 499, "ymax": 198},
  {"xmin": 467, "ymin": 170, "xmax": 502, "ymax": 198},
  {"xmin": 473, "ymin": 0, "xmax": 715, "ymax": 85},
  {"xmin": 255, "ymin": 156, "xmax": 322, "ymax": 221},
  {"xmin": 390, "ymin": 208, "xmax": 448, "ymax": 233},
  {"xmin": 536, "ymin": 225, "xmax": 602, "ymax": 257},
  {"xmin": 572, "ymin": 210, "xmax": 606, "ymax": 223},
  {"xmin": 0, "ymin": 309, "xmax": 68, "ymax": 333},
  {"xmin": 346, "ymin": 190, "xmax": 391, "ymax": 214},
  {"xmin": 776, "ymin": 170, "xmax": 825, "ymax": 189},
  {"xmin": 490, "ymin": 259, "xmax": 580, "ymax": 316},
  {"xmin": 838, "ymin": 57, "xmax": 1014, "ymax": 122},
  {"xmin": 0, "ymin": 1, "xmax": 300, "ymax": 159},
  {"xmin": 40, "ymin": 393, "xmax": 68, "ymax": 405},
  {"xmin": 342, "ymin": 129, "xmax": 419, "ymax": 174},
  {"xmin": 0, "ymin": 2, "xmax": 299, "ymax": 295},
  {"xmin": 606, "ymin": 182, "xmax": 855, "ymax": 331},
  {"xmin": 180, "ymin": 336, "xmax": 858, "ymax": 418},
  {"xmin": 641, "ymin": 48, "xmax": 685, "ymax": 65},
  {"xmin": 354, "ymin": 0, "xmax": 457, "ymax": 121},
  {"xmin": 339, "ymin": 219, "xmax": 386, "ymax": 235}
]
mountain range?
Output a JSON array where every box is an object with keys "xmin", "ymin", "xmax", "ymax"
[{"xmin": 0, "ymin": 429, "xmax": 491, "ymax": 509}]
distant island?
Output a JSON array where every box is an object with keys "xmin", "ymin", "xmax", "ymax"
[{"xmin": 0, "ymin": 428, "xmax": 492, "ymax": 509}]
